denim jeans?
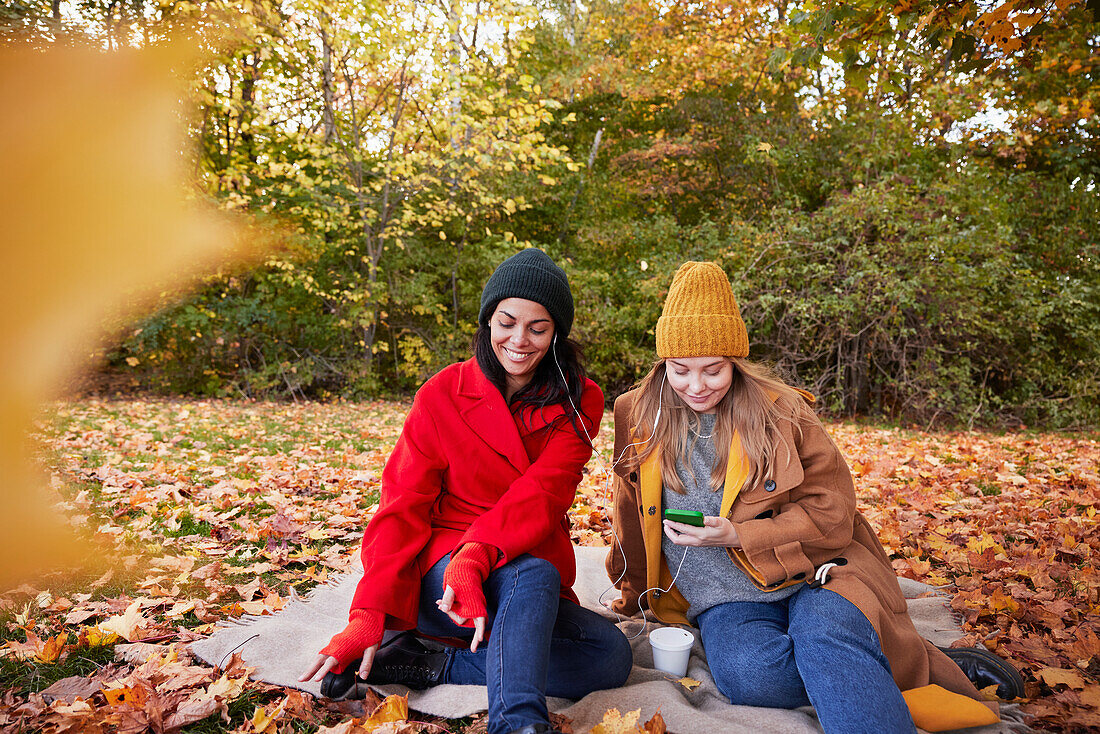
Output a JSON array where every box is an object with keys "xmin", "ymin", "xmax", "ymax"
[
  {"xmin": 695, "ymin": 586, "xmax": 916, "ymax": 734},
  {"xmin": 418, "ymin": 553, "xmax": 632, "ymax": 734}
]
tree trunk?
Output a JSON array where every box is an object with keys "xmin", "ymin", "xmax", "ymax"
[
  {"xmin": 355, "ymin": 63, "xmax": 410, "ymax": 370},
  {"xmin": 320, "ymin": 10, "xmax": 335, "ymax": 144},
  {"xmin": 447, "ymin": 0, "xmax": 462, "ymax": 157},
  {"xmin": 557, "ymin": 128, "xmax": 603, "ymax": 243},
  {"xmin": 239, "ymin": 53, "xmax": 259, "ymax": 165}
]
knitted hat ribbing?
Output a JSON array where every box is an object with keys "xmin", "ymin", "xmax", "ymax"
[
  {"xmin": 478, "ymin": 248, "xmax": 574, "ymax": 336},
  {"xmin": 656, "ymin": 261, "xmax": 748, "ymax": 358}
]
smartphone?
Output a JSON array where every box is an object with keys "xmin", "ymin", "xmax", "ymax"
[{"xmin": 663, "ymin": 509, "xmax": 705, "ymax": 527}]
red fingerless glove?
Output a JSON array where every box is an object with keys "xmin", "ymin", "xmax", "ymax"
[
  {"xmin": 442, "ymin": 543, "xmax": 499, "ymax": 623},
  {"xmin": 319, "ymin": 608, "xmax": 384, "ymax": 672}
]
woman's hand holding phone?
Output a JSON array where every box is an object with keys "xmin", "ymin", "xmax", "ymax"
[{"xmin": 662, "ymin": 513, "xmax": 741, "ymax": 548}]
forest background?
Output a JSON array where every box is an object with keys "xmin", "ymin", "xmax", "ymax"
[
  {"xmin": 1, "ymin": 3, "xmax": 1099, "ymax": 733},
  {"xmin": 6, "ymin": 0, "xmax": 1098, "ymax": 428}
]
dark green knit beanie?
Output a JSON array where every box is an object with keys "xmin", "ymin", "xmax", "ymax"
[{"xmin": 478, "ymin": 248, "xmax": 574, "ymax": 337}]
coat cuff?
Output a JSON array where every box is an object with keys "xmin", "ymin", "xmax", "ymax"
[
  {"xmin": 736, "ymin": 521, "xmax": 813, "ymax": 586},
  {"xmin": 774, "ymin": 541, "xmax": 815, "ymax": 582}
]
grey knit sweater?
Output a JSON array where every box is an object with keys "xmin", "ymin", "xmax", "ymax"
[{"xmin": 661, "ymin": 413, "xmax": 799, "ymax": 621}]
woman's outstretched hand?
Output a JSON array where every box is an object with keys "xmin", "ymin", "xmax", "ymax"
[
  {"xmin": 298, "ymin": 607, "xmax": 384, "ymax": 683},
  {"xmin": 663, "ymin": 515, "xmax": 740, "ymax": 548},
  {"xmin": 298, "ymin": 645, "xmax": 379, "ymax": 683}
]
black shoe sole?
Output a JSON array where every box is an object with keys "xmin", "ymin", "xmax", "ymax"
[{"xmin": 939, "ymin": 646, "xmax": 1025, "ymax": 700}]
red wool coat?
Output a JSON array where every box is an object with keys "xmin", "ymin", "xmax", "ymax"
[{"xmin": 350, "ymin": 357, "xmax": 603, "ymax": 630}]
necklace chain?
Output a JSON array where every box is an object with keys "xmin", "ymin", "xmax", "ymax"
[{"xmin": 690, "ymin": 425, "xmax": 714, "ymax": 440}]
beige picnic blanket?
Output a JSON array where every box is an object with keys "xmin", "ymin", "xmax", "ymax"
[{"xmin": 190, "ymin": 546, "xmax": 1031, "ymax": 733}]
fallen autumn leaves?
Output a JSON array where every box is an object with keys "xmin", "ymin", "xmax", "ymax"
[{"xmin": 1, "ymin": 398, "xmax": 1097, "ymax": 732}]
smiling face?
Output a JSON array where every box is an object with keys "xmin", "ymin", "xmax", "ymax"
[
  {"xmin": 489, "ymin": 297, "xmax": 555, "ymax": 397},
  {"xmin": 665, "ymin": 356, "xmax": 734, "ymax": 414}
]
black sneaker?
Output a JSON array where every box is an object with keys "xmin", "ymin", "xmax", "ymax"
[
  {"xmin": 320, "ymin": 632, "xmax": 449, "ymax": 700},
  {"xmin": 938, "ymin": 646, "xmax": 1025, "ymax": 700}
]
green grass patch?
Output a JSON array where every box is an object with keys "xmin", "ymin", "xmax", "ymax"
[
  {"xmin": 975, "ymin": 480, "xmax": 1002, "ymax": 496},
  {"xmin": 171, "ymin": 514, "xmax": 215, "ymax": 538},
  {"xmin": 0, "ymin": 642, "xmax": 118, "ymax": 697}
]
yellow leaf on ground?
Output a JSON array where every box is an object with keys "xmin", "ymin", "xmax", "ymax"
[
  {"xmin": 906, "ymin": 558, "xmax": 932, "ymax": 576},
  {"xmin": 166, "ymin": 600, "xmax": 197, "ymax": 618},
  {"xmin": 362, "ymin": 693, "xmax": 409, "ymax": 731},
  {"xmin": 98, "ymin": 600, "xmax": 145, "ymax": 642},
  {"xmin": 676, "ymin": 676, "xmax": 701, "ymax": 691},
  {"xmin": 239, "ymin": 600, "xmax": 272, "ymax": 615},
  {"xmin": 316, "ymin": 722, "xmax": 366, "ymax": 734},
  {"xmin": 208, "ymin": 673, "xmax": 247, "ymax": 700},
  {"xmin": 369, "ymin": 723, "xmax": 422, "ymax": 734},
  {"xmin": 77, "ymin": 625, "xmax": 119, "ymax": 649},
  {"xmin": 979, "ymin": 683, "xmax": 1001, "ymax": 700},
  {"xmin": 966, "ymin": 534, "xmax": 1004, "ymax": 554},
  {"xmin": 250, "ymin": 696, "xmax": 287, "ymax": 733},
  {"xmin": 591, "ymin": 707, "xmax": 643, "ymax": 734}
]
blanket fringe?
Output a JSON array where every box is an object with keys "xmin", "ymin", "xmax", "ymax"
[
  {"xmin": 188, "ymin": 568, "xmax": 363, "ymax": 670},
  {"xmin": 204, "ymin": 570, "xmax": 362, "ymax": 632},
  {"xmin": 997, "ymin": 704, "xmax": 1033, "ymax": 733}
]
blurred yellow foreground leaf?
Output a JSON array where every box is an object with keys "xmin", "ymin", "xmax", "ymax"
[{"xmin": 0, "ymin": 42, "xmax": 247, "ymax": 588}]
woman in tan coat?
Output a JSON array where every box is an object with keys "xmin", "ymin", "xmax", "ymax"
[{"xmin": 607, "ymin": 262, "xmax": 1020, "ymax": 733}]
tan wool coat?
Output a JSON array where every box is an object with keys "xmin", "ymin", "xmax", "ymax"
[{"xmin": 606, "ymin": 389, "xmax": 999, "ymax": 725}]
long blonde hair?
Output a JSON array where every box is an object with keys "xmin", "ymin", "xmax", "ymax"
[{"xmin": 626, "ymin": 358, "xmax": 802, "ymax": 494}]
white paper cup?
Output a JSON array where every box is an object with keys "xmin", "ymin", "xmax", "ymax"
[{"xmin": 649, "ymin": 626, "xmax": 694, "ymax": 677}]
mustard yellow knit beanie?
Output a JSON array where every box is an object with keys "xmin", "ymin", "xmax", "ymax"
[{"xmin": 656, "ymin": 261, "xmax": 748, "ymax": 358}]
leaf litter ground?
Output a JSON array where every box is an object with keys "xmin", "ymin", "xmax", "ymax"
[{"xmin": 1, "ymin": 398, "xmax": 1097, "ymax": 732}]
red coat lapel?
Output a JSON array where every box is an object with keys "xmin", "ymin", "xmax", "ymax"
[{"xmin": 455, "ymin": 359, "xmax": 531, "ymax": 473}]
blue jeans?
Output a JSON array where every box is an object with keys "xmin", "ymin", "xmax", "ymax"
[
  {"xmin": 418, "ymin": 553, "xmax": 632, "ymax": 734},
  {"xmin": 695, "ymin": 586, "xmax": 916, "ymax": 734}
]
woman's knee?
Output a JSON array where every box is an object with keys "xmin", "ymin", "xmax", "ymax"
[
  {"xmin": 506, "ymin": 554, "xmax": 560, "ymax": 586},
  {"xmin": 552, "ymin": 603, "xmax": 633, "ymax": 689},
  {"xmin": 595, "ymin": 619, "xmax": 633, "ymax": 686},
  {"xmin": 488, "ymin": 555, "xmax": 561, "ymax": 606},
  {"xmin": 707, "ymin": 649, "xmax": 807, "ymax": 708},
  {"xmin": 577, "ymin": 621, "xmax": 632, "ymax": 688},
  {"xmin": 697, "ymin": 603, "xmax": 804, "ymax": 706},
  {"xmin": 789, "ymin": 590, "xmax": 889, "ymax": 667}
]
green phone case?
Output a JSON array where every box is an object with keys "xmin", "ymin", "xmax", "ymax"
[{"xmin": 663, "ymin": 508, "xmax": 705, "ymax": 526}]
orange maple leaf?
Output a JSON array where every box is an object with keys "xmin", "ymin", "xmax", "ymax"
[{"xmin": 35, "ymin": 631, "xmax": 68, "ymax": 664}]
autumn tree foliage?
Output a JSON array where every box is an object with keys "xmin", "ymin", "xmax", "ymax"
[{"xmin": 3, "ymin": 0, "xmax": 1098, "ymax": 427}]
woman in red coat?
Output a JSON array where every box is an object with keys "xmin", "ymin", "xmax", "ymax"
[{"xmin": 300, "ymin": 249, "xmax": 632, "ymax": 734}]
